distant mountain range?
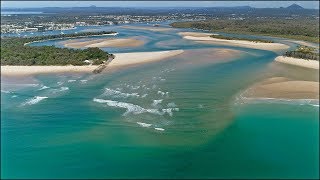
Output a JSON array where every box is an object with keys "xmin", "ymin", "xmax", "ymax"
[{"xmin": 286, "ymin": 3, "xmax": 304, "ymax": 9}]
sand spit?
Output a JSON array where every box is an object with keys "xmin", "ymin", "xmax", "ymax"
[
  {"xmin": 275, "ymin": 56, "xmax": 319, "ymax": 70},
  {"xmin": 1, "ymin": 50, "xmax": 184, "ymax": 76},
  {"xmin": 63, "ymin": 38, "xmax": 144, "ymax": 48},
  {"xmin": 121, "ymin": 25, "xmax": 173, "ymax": 32},
  {"xmin": 178, "ymin": 32, "xmax": 289, "ymax": 51},
  {"xmin": 242, "ymin": 77, "xmax": 319, "ymax": 99}
]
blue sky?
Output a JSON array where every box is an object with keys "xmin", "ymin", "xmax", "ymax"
[{"xmin": 1, "ymin": 1, "xmax": 319, "ymax": 9}]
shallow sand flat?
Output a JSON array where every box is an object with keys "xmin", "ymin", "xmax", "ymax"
[
  {"xmin": 121, "ymin": 25, "xmax": 173, "ymax": 32},
  {"xmin": 63, "ymin": 38, "xmax": 144, "ymax": 48},
  {"xmin": 275, "ymin": 56, "xmax": 319, "ymax": 70},
  {"xmin": 178, "ymin": 32, "xmax": 216, "ymax": 37},
  {"xmin": 1, "ymin": 50, "xmax": 184, "ymax": 76},
  {"xmin": 178, "ymin": 32, "xmax": 289, "ymax": 51},
  {"xmin": 243, "ymin": 77, "xmax": 319, "ymax": 99},
  {"xmin": 189, "ymin": 36, "xmax": 289, "ymax": 51},
  {"xmin": 86, "ymin": 38, "xmax": 144, "ymax": 48},
  {"xmin": 108, "ymin": 50, "xmax": 184, "ymax": 67}
]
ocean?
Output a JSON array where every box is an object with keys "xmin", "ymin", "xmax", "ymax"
[{"xmin": 1, "ymin": 23, "xmax": 319, "ymax": 178}]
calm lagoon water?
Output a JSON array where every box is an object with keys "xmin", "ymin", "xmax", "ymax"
[{"xmin": 1, "ymin": 24, "xmax": 319, "ymax": 178}]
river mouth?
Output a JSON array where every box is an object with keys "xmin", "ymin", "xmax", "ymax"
[{"xmin": 1, "ymin": 24, "xmax": 319, "ymax": 178}]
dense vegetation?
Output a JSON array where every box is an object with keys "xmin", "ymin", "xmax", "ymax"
[
  {"xmin": 1, "ymin": 31, "xmax": 115, "ymax": 66},
  {"xmin": 210, "ymin": 34, "xmax": 273, "ymax": 43},
  {"xmin": 284, "ymin": 45, "xmax": 319, "ymax": 61},
  {"xmin": 170, "ymin": 19, "xmax": 319, "ymax": 43}
]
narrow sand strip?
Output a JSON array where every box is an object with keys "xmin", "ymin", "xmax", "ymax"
[
  {"xmin": 275, "ymin": 56, "xmax": 319, "ymax": 70},
  {"xmin": 63, "ymin": 38, "xmax": 144, "ymax": 48},
  {"xmin": 178, "ymin": 32, "xmax": 289, "ymax": 51},
  {"xmin": 242, "ymin": 77, "xmax": 319, "ymax": 99},
  {"xmin": 1, "ymin": 50, "xmax": 184, "ymax": 76},
  {"xmin": 122, "ymin": 25, "xmax": 173, "ymax": 32},
  {"xmin": 284, "ymin": 40, "xmax": 319, "ymax": 48}
]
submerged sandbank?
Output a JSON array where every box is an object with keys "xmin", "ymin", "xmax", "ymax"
[
  {"xmin": 275, "ymin": 56, "xmax": 319, "ymax": 70},
  {"xmin": 242, "ymin": 77, "xmax": 319, "ymax": 100},
  {"xmin": 178, "ymin": 32, "xmax": 289, "ymax": 51},
  {"xmin": 1, "ymin": 50, "xmax": 184, "ymax": 76},
  {"xmin": 62, "ymin": 38, "xmax": 144, "ymax": 48}
]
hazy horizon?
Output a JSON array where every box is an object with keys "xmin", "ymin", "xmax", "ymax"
[{"xmin": 1, "ymin": 1, "xmax": 319, "ymax": 9}]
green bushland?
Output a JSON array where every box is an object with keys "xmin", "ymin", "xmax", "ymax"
[
  {"xmin": 284, "ymin": 45, "xmax": 319, "ymax": 61},
  {"xmin": 170, "ymin": 19, "xmax": 319, "ymax": 43},
  {"xmin": 209, "ymin": 34, "xmax": 274, "ymax": 43},
  {"xmin": 1, "ymin": 31, "xmax": 116, "ymax": 66}
]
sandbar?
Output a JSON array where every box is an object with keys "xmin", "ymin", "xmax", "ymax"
[
  {"xmin": 62, "ymin": 38, "xmax": 144, "ymax": 48},
  {"xmin": 275, "ymin": 56, "xmax": 319, "ymax": 70},
  {"xmin": 121, "ymin": 25, "xmax": 173, "ymax": 32},
  {"xmin": 1, "ymin": 50, "xmax": 184, "ymax": 76},
  {"xmin": 178, "ymin": 32, "xmax": 289, "ymax": 51},
  {"xmin": 242, "ymin": 77, "xmax": 319, "ymax": 99}
]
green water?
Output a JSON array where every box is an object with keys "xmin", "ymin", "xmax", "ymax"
[{"xmin": 1, "ymin": 25, "xmax": 319, "ymax": 178}]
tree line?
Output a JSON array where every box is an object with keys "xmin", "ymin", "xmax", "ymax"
[
  {"xmin": 1, "ymin": 31, "xmax": 116, "ymax": 66},
  {"xmin": 170, "ymin": 18, "xmax": 319, "ymax": 43}
]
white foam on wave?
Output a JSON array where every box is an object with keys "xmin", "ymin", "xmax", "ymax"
[
  {"xmin": 67, "ymin": 79, "xmax": 77, "ymax": 82},
  {"xmin": 131, "ymin": 85, "xmax": 140, "ymax": 90},
  {"xmin": 57, "ymin": 81, "xmax": 64, "ymax": 86},
  {"xmin": 167, "ymin": 102, "xmax": 177, "ymax": 108},
  {"xmin": 80, "ymin": 80, "xmax": 88, "ymax": 83},
  {"xmin": 137, "ymin": 122, "xmax": 152, "ymax": 128},
  {"xmin": 1, "ymin": 90, "xmax": 11, "ymax": 94},
  {"xmin": 162, "ymin": 108, "xmax": 179, "ymax": 117},
  {"xmin": 154, "ymin": 128, "xmax": 165, "ymax": 131},
  {"xmin": 21, "ymin": 96, "xmax": 48, "ymax": 106},
  {"xmin": 157, "ymin": 91, "xmax": 169, "ymax": 97},
  {"xmin": 103, "ymin": 88, "xmax": 139, "ymax": 98},
  {"xmin": 152, "ymin": 99, "xmax": 163, "ymax": 106},
  {"xmin": 38, "ymin": 85, "xmax": 50, "ymax": 91},
  {"xmin": 51, "ymin": 86, "xmax": 69, "ymax": 94},
  {"xmin": 60, "ymin": 87, "xmax": 69, "ymax": 91},
  {"xmin": 93, "ymin": 98, "xmax": 179, "ymax": 116},
  {"xmin": 312, "ymin": 104, "xmax": 319, "ymax": 107},
  {"xmin": 141, "ymin": 94, "xmax": 148, "ymax": 98}
]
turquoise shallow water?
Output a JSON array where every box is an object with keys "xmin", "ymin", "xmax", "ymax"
[{"xmin": 1, "ymin": 24, "xmax": 319, "ymax": 178}]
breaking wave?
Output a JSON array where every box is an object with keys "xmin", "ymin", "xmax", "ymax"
[
  {"xmin": 103, "ymin": 88, "xmax": 140, "ymax": 98},
  {"xmin": 38, "ymin": 85, "xmax": 50, "ymax": 91},
  {"xmin": 152, "ymin": 99, "xmax": 163, "ymax": 106},
  {"xmin": 137, "ymin": 122, "xmax": 152, "ymax": 127},
  {"xmin": 93, "ymin": 98, "xmax": 179, "ymax": 116},
  {"xmin": 21, "ymin": 96, "xmax": 48, "ymax": 106}
]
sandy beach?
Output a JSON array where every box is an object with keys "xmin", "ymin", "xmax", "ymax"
[
  {"xmin": 62, "ymin": 38, "xmax": 144, "ymax": 48},
  {"xmin": 178, "ymin": 32, "xmax": 289, "ymax": 51},
  {"xmin": 242, "ymin": 77, "xmax": 319, "ymax": 99},
  {"xmin": 121, "ymin": 25, "xmax": 173, "ymax": 32},
  {"xmin": 275, "ymin": 56, "xmax": 319, "ymax": 70},
  {"xmin": 1, "ymin": 50, "xmax": 184, "ymax": 76}
]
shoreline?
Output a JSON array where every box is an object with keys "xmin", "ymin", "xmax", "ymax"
[
  {"xmin": 1, "ymin": 50, "xmax": 184, "ymax": 76},
  {"xmin": 23, "ymin": 32, "xmax": 119, "ymax": 46},
  {"xmin": 275, "ymin": 56, "xmax": 319, "ymax": 70},
  {"xmin": 178, "ymin": 32, "xmax": 289, "ymax": 51}
]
